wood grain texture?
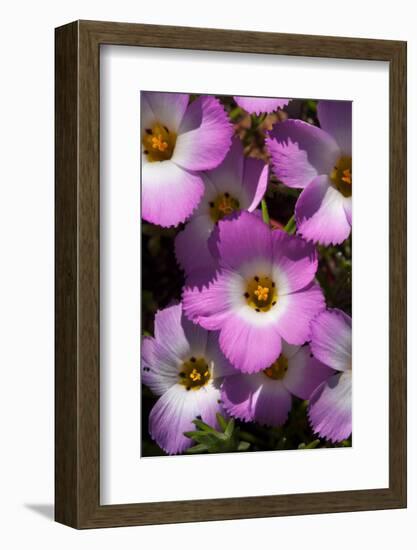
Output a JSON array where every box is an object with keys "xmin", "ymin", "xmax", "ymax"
[
  {"xmin": 55, "ymin": 20, "xmax": 407, "ymax": 529},
  {"xmin": 55, "ymin": 21, "xmax": 79, "ymax": 527}
]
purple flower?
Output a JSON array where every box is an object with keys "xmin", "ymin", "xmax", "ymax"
[
  {"xmin": 141, "ymin": 303, "xmax": 234, "ymax": 455},
  {"xmin": 234, "ymin": 96, "xmax": 290, "ymax": 115},
  {"xmin": 141, "ymin": 92, "xmax": 233, "ymax": 228},
  {"xmin": 175, "ymin": 137, "xmax": 268, "ymax": 282},
  {"xmin": 221, "ymin": 341, "xmax": 334, "ymax": 427},
  {"xmin": 308, "ymin": 309, "xmax": 352, "ymax": 443},
  {"xmin": 183, "ymin": 211, "xmax": 325, "ymax": 374},
  {"xmin": 266, "ymin": 100, "xmax": 352, "ymax": 245}
]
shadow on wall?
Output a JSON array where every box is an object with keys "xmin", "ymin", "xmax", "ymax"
[{"xmin": 24, "ymin": 504, "xmax": 54, "ymax": 521}]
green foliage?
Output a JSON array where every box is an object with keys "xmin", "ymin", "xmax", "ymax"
[
  {"xmin": 182, "ymin": 405, "xmax": 352, "ymax": 455},
  {"xmin": 184, "ymin": 414, "xmax": 247, "ymax": 454}
]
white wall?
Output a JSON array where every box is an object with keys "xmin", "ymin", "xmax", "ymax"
[{"xmin": 0, "ymin": 1, "xmax": 414, "ymax": 548}]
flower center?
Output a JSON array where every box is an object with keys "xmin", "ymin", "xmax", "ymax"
[
  {"xmin": 179, "ymin": 356, "xmax": 211, "ymax": 391},
  {"xmin": 244, "ymin": 275, "xmax": 278, "ymax": 312},
  {"xmin": 330, "ymin": 156, "xmax": 352, "ymax": 197},
  {"xmin": 209, "ymin": 192, "xmax": 240, "ymax": 222},
  {"xmin": 142, "ymin": 123, "xmax": 177, "ymax": 162},
  {"xmin": 263, "ymin": 355, "xmax": 288, "ymax": 380}
]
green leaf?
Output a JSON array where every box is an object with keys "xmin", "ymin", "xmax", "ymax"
[
  {"xmin": 298, "ymin": 439, "xmax": 320, "ymax": 450},
  {"xmin": 237, "ymin": 441, "xmax": 251, "ymax": 451},
  {"xmin": 184, "ymin": 431, "xmax": 221, "ymax": 446},
  {"xmin": 305, "ymin": 439, "xmax": 320, "ymax": 449},
  {"xmin": 192, "ymin": 418, "xmax": 217, "ymax": 433},
  {"xmin": 216, "ymin": 413, "xmax": 228, "ymax": 432},
  {"xmin": 186, "ymin": 443, "xmax": 208, "ymax": 454},
  {"xmin": 224, "ymin": 418, "xmax": 235, "ymax": 439},
  {"xmin": 184, "ymin": 415, "xmax": 241, "ymax": 453},
  {"xmin": 184, "ymin": 430, "xmax": 208, "ymax": 439}
]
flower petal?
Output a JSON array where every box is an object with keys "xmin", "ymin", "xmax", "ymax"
[
  {"xmin": 267, "ymin": 119, "xmax": 340, "ymax": 188},
  {"xmin": 195, "ymin": 383, "xmax": 225, "ymax": 430},
  {"xmin": 210, "ymin": 211, "xmax": 273, "ymax": 272},
  {"xmin": 253, "ymin": 378, "xmax": 292, "ymax": 426},
  {"xmin": 344, "ymin": 197, "xmax": 352, "ymax": 225},
  {"xmin": 141, "ymin": 92, "xmax": 189, "ymax": 133},
  {"xmin": 141, "ymin": 337, "xmax": 179, "ymax": 396},
  {"xmin": 274, "ymin": 282, "xmax": 326, "ymax": 345},
  {"xmin": 219, "ymin": 314, "xmax": 282, "ymax": 373},
  {"xmin": 142, "ymin": 160, "xmax": 204, "ymax": 227},
  {"xmin": 205, "ymin": 332, "xmax": 236, "ymax": 378},
  {"xmin": 234, "ymin": 96, "xmax": 290, "ymax": 114},
  {"xmin": 221, "ymin": 372, "xmax": 263, "ymax": 422},
  {"xmin": 308, "ymin": 371, "xmax": 352, "ymax": 443},
  {"xmin": 281, "ymin": 340, "xmax": 301, "ymax": 359},
  {"xmin": 202, "ymin": 138, "xmax": 268, "ymax": 211},
  {"xmin": 310, "ymin": 309, "xmax": 352, "ymax": 372},
  {"xmin": 221, "ymin": 372, "xmax": 292, "ymax": 426},
  {"xmin": 243, "ymin": 158, "xmax": 269, "ymax": 212},
  {"xmin": 283, "ymin": 345, "xmax": 335, "ymax": 400},
  {"xmin": 295, "ymin": 175, "xmax": 351, "ymax": 245},
  {"xmin": 173, "ymin": 96, "xmax": 233, "ymax": 171},
  {"xmin": 182, "ymin": 269, "xmax": 242, "ymax": 330},
  {"xmin": 181, "ymin": 315, "xmax": 209, "ymax": 357},
  {"xmin": 202, "ymin": 137, "xmax": 245, "ymax": 199},
  {"xmin": 141, "ymin": 93, "xmax": 156, "ymax": 132},
  {"xmin": 149, "ymin": 383, "xmax": 222, "ymax": 454},
  {"xmin": 175, "ymin": 214, "xmax": 217, "ymax": 280},
  {"xmin": 317, "ymin": 100, "xmax": 352, "ymax": 156},
  {"xmin": 188, "ymin": 173, "xmax": 219, "ymax": 218},
  {"xmin": 154, "ymin": 303, "xmax": 190, "ymax": 361},
  {"xmin": 271, "ymin": 230, "xmax": 318, "ymax": 295}
]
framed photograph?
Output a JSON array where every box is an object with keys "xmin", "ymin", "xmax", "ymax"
[{"xmin": 55, "ymin": 20, "xmax": 407, "ymax": 528}]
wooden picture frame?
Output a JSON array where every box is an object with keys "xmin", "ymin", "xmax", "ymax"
[{"xmin": 55, "ymin": 20, "xmax": 407, "ymax": 529}]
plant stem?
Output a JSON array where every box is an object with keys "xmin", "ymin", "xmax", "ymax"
[
  {"xmin": 284, "ymin": 214, "xmax": 296, "ymax": 234},
  {"xmin": 229, "ymin": 106, "xmax": 242, "ymax": 120},
  {"xmin": 261, "ymin": 199, "xmax": 270, "ymax": 226}
]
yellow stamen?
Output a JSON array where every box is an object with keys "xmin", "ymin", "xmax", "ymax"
[
  {"xmin": 341, "ymin": 168, "xmax": 351, "ymax": 185},
  {"xmin": 189, "ymin": 368, "xmax": 202, "ymax": 382},
  {"xmin": 330, "ymin": 156, "xmax": 352, "ymax": 197},
  {"xmin": 264, "ymin": 355, "xmax": 289, "ymax": 380},
  {"xmin": 209, "ymin": 192, "xmax": 240, "ymax": 222},
  {"xmin": 179, "ymin": 357, "xmax": 211, "ymax": 390},
  {"xmin": 151, "ymin": 134, "xmax": 168, "ymax": 152},
  {"xmin": 243, "ymin": 275, "xmax": 278, "ymax": 312},
  {"xmin": 218, "ymin": 198, "xmax": 235, "ymax": 216},
  {"xmin": 254, "ymin": 285, "xmax": 269, "ymax": 301},
  {"xmin": 142, "ymin": 122, "xmax": 177, "ymax": 162}
]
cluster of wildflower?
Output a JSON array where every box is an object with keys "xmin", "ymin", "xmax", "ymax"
[{"xmin": 141, "ymin": 92, "xmax": 352, "ymax": 454}]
